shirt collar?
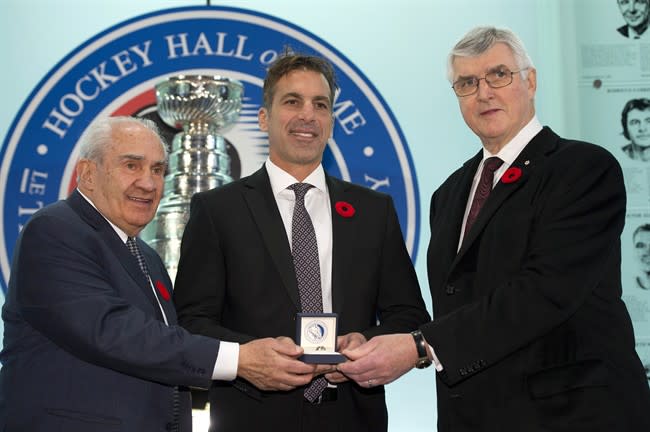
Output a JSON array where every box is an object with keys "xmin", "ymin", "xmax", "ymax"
[
  {"xmin": 76, "ymin": 188, "xmax": 129, "ymax": 243},
  {"xmin": 482, "ymin": 116, "xmax": 543, "ymax": 165},
  {"xmin": 629, "ymin": 25, "xmax": 644, "ymax": 39},
  {"xmin": 265, "ymin": 158, "xmax": 327, "ymax": 196}
]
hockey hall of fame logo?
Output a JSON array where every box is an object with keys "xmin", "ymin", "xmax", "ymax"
[{"xmin": 0, "ymin": 5, "xmax": 421, "ymax": 295}]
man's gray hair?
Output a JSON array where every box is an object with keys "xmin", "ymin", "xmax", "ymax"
[
  {"xmin": 447, "ymin": 26, "xmax": 535, "ymax": 83},
  {"xmin": 77, "ymin": 116, "xmax": 168, "ymax": 164}
]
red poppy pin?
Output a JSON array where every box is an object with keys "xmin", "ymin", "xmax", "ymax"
[
  {"xmin": 155, "ymin": 280, "xmax": 171, "ymax": 301},
  {"xmin": 335, "ymin": 201, "xmax": 355, "ymax": 218},
  {"xmin": 501, "ymin": 167, "xmax": 522, "ymax": 184}
]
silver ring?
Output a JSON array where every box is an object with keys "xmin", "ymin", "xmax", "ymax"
[{"xmin": 367, "ymin": 379, "xmax": 374, "ymax": 387}]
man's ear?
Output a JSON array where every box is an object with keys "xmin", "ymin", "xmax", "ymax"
[
  {"xmin": 526, "ymin": 68, "xmax": 537, "ymax": 95},
  {"xmin": 258, "ymin": 107, "xmax": 269, "ymax": 132},
  {"xmin": 76, "ymin": 159, "xmax": 96, "ymax": 191}
]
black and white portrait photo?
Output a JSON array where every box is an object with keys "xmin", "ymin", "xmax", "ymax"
[{"xmin": 617, "ymin": 0, "xmax": 650, "ymax": 39}]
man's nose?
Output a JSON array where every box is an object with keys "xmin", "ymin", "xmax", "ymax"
[
  {"xmin": 476, "ymin": 78, "xmax": 494, "ymax": 99},
  {"xmin": 298, "ymin": 103, "xmax": 316, "ymax": 120},
  {"xmin": 136, "ymin": 171, "xmax": 157, "ymax": 191}
]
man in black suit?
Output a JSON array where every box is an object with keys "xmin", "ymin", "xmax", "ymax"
[
  {"xmin": 173, "ymin": 53, "xmax": 430, "ymax": 432},
  {"xmin": 617, "ymin": 0, "xmax": 649, "ymax": 39},
  {"xmin": 0, "ymin": 116, "xmax": 315, "ymax": 431},
  {"xmin": 339, "ymin": 26, "xmax": 650, "ymax": 431}
]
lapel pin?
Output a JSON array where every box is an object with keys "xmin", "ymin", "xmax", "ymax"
[
  {"xmin": 155, "ymin": 280, "xmax": 171, "ymax": 301},
  {"xmin": 335, "ymin": 201, "xmax": 355, "ymax": 218},
  {"xmin": 501, "ymin": 167, "xmax": 523, "ymax": 184}
]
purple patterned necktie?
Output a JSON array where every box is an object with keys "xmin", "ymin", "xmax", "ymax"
[
  {"xmin": 464, "ymin": 157, "xmax": 503, "ymax": 239},
  {"xmin": 289, "ymin": 183, "xmax": 328, "ymax": 402}
]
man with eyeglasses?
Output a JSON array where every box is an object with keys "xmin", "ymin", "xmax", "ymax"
[{"xmin": 339, "ymin": 26, "xmax": 650, "ymax": 431}]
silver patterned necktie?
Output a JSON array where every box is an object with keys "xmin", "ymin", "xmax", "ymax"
[
  {"xmin": 289, "ymin": 183, "xmax": 328, "ymax": 402},
  {"xmin": 126, "ymin": 237, "xmax": 179, "ymax": 430},
  {"xmin": 126, "ymin": 237, "xmax": 150, "ymax": 281}
]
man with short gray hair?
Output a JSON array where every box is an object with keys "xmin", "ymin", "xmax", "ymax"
[
  {"xmin": 340, "ymin": 26, "xmax": 650, "ymax": 431},
  {"xmin": 0, "ymin": 116, "xmax": 313, "ymax": 431}
]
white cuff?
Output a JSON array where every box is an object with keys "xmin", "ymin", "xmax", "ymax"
[
  {"xmin": 428, "ymin": 343, "xmax": 444, "ymax": 372},
  {"xmin": 212, "ymin": 341, "xmax": 239, "ymax": 381}
]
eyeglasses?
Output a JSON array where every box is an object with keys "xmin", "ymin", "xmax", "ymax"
[{"xmin": 452, "ymin": 67, "xmax": 528, "ymax": 97}]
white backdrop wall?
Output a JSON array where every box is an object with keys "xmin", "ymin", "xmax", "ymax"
[{"xmin": 0, "ymin": 0, "xmax": 607, "ymax": 430}]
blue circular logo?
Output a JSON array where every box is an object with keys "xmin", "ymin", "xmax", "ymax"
[
  {"xmin": 304, "ymin": 320, "xmax": 328, "ymax": 345},
  {"xmin": 0, "ymin": 6, "xmax": 420, "ymax": 294}
]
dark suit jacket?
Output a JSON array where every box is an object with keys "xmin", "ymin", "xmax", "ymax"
[
  {"xmin": 173, "ymin": 166, "xmax": 430, "ymax": 432},
  {"xmin": 0, "ymin": 190, "xmax": 220, "ymax": 432},
  {"xmin": 422, "ymin": 127, "xmax": 650, "ymax": 431}
]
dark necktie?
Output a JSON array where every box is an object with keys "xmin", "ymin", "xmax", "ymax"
[
  {"xmin": 289, "ymin": 183, "xmax": 328, "ymax": 402},
  {"xmin": 464, "ymin": 157, "xmax": 503, "ymax": 238},
  {"xmin": 126, "ymin": 237, "xmax": 150, "ymax": 281},
  {"xmin": 126, "ymin": 237, "xmax": 179, "ymax": 431}
]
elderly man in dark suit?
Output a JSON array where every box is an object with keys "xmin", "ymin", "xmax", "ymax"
[
  {"xmin": 0, "ymin": 116, "xmax": 315, "ymax": 431},
  {"xmin": 173, "ymin": 53, "xmax": 430, "ymax": 432},
  {"xmin": 339, "ymin": 26, "xmax": 650, "ymax": 431}
]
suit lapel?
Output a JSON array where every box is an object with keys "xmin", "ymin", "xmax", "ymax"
[
  {"xmin": 454, "ymin": 127, "xmax": 558, "ymax": 263},
  {"xmin": 66, "ymin": 190, "xmax": 164, "ymax": 319},
  {"xmin": 440, "ymin": 152, "xmax": 483, "ymax": 255},
  {"xmin": 327, "ymin": 175, "xmax": 354, "ymax": 314},
  {"xmin": 139, "ymin": 242, "xmax": 176, "ymax": 322},
  {"xmin": 242, "ymin": 167, "xmax": 301, "ymax": 310}
]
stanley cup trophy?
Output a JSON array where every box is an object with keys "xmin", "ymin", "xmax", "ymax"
[{"xmin": 140, "ymin": 75, "xmax": 244, "ymax": 282}]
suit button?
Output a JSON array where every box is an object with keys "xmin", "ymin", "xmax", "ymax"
[
  {"xmin": 445, "ymin": 285, "xmax": 455, "ymax": 295},
  {"xmin": 459, "ymin": 368, "xmax": 467, "ymax": 376}
]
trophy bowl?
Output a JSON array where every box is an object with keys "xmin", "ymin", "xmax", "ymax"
[{"xmin": 156, "ymin": 75, "xmax": 244, "ymax": 131}]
